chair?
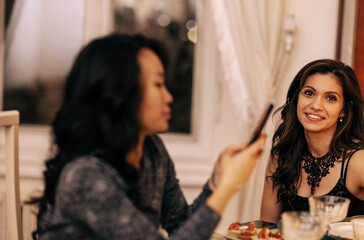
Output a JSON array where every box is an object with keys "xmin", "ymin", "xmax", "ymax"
[{"xmin": 0, "ymin": 110, "xmax": 23, "ymax": 240}]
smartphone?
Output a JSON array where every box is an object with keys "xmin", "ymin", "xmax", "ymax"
[
  {"xmin": 240, "ymin": 220, "xmax": 277, "ymax": 229},
  {"xmin": 248, "ymin": 103, "xmax": 274, "ymax": 145}
]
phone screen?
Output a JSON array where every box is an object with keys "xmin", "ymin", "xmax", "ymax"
[{"xmin": 248, "ymin": 103, "xmax": 274, "ymax": 145}]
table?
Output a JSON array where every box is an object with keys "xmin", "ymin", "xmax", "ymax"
[{"xmin": 209, "ymin": 226, "xmax": 351, "ymax": 240}]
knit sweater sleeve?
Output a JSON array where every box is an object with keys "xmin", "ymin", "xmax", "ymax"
[
  {"xmin": 161, "ymin": 160, "xmax": 221, "ymax": 239},
  {"xmin": 151, "ymin": 135, "xmax": 221, "ymax": 238},
  {"xmin": 56, "ymin": 155, "xmax": 220, "ymax": 240}
]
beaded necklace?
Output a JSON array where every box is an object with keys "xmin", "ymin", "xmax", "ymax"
[{"xmin": 302, "ymin": 150, "xmax": 340, "ymax": 195}]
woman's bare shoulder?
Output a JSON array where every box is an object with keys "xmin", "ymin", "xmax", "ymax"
[
  {"xmin": 345, "ymin": 149, "xmax": 364, "ymax": 189},
  {"xmin": 349, "ymin": 149, "xmax": 364, "ymax": 165},
  {"xmin": 347, "ymin": 149, "xmax": 364, "ymax": 178}
]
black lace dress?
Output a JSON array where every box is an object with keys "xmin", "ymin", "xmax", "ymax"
[{"xmin": 281, "ymin": 154, "xmax": 364, "ymax": 217}]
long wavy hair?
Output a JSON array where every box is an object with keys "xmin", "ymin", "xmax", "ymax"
[
  {"xmin": 29, "ymin": 34, "xmax": 167, "ymax": 237},
  {"xmin": 270, "ymin": 59, "xmax": 364, "ymax": 202}
]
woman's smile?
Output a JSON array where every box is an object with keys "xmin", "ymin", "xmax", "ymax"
[{"xmin": 305, "ymin": 112, "xmax": 325, "ymax": 121}]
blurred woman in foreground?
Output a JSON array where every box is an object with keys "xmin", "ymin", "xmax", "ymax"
[{"xmin": 31, "ymin": 34, "xmax": 266, "ymax": 240}]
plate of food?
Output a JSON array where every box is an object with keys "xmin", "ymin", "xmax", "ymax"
[{"xmin": 214, "ymin": 221, "xmax": 283, "ymax": 240}]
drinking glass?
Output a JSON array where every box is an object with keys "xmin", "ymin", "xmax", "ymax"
[
  {"xmin": 309, "ymin": 195, "xmax": 350, "ymax": 224},
  {"xmin": 351, "ymin": 216, "xmax": 364, "ymax": 240},
  {"xmin": 281, "ymin": 211, "xmax": 327, "ymax": 240}
]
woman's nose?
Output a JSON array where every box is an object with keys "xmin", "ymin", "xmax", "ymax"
[
  {"xmin": 311, "ymin": 97, "xmax": 323, "ymax": 110},
  {"xmin": 164, "ymin": 87, "xmax": 173, "ymax": 103}
]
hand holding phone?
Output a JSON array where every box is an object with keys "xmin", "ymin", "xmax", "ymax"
[{"xmin": 248, "ymin": 103, "xmax": 274, "ymax": 145}]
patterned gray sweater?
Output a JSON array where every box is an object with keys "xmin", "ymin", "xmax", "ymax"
[{"xmin": 38, "ymin": 135, "xmax": 220, "ymax": 239}]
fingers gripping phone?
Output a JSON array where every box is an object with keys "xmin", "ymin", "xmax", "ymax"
[{"xmin": 248, "ymin": 103, "xmax": 274, "ymax": 145}]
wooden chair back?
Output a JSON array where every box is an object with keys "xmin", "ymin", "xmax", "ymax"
[{"xmin": 0, "ymin": 110, "xmax": 22, "ymax": 240}]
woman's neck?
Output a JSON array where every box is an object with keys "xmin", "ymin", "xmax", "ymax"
[
  {"xmin": 126, "ymin": 135, "xmax": 145, "ymax": 169},
  {"xmin": 304, "ymin": 131, "xmax": 333, "ymax": 157}
]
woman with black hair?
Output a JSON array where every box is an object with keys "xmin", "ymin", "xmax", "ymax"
[
  {"xmin": 31, "ymin": 33, "xmax": 266, "ymax": 240},
  {"xmin": 260, "ymin": 59, "xmax": 364, "ymax": 223}
]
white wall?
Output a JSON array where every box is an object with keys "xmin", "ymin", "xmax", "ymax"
[{"xmin": 277, "ymin": 0, "xmax": 339, "ymax": 106}]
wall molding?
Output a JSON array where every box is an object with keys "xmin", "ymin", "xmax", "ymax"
[{"xmin": 0, "ymin": 126, "xmax": 214, "ymax": 187}]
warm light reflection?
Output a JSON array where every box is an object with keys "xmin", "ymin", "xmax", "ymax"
[
  {"xmin": 187, "ymin": 26, "xmax": 197, "ymax": 43},
  {"xmin": 157, "ymin": 14, "xmax": 170, "ymax": 26},
  {"xmin": 186, "ymin": 20, "xmax": 197, "ymax": 30}
]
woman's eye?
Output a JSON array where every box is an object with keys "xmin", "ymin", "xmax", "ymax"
[
  {"xmin": 303, "ymin": 90, "xmax": 313, "ymax": 96},
  {"xmin": 327, "ymin": 95, "xmax": 337, "ymax": 101}
]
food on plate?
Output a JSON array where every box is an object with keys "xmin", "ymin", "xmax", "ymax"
[
  {"xmin": 228, "ymin": 222, "xmax": 241, "ymax": 231},
  {"xmin": 227, "ymin": 221, "xmax": 284, "ymax": 239},
  {"xmin": 257, "ymin": 228, "xmax": 268, "ymax": 238},
  {"xmin": 247, "ymin": 221, "xmax": 256, "ymax": 231}
]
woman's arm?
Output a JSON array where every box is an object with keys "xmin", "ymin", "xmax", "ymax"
[
  {"xmin": 162, "ymin": 136, "xmax": 266, "ymax": 234},
  {"xmin": 161, "ymin": 136, "xmax": 267, "ymax": 234},
  {"xmin": 59, "ymin": 156, "xmax": 218, "ymax": 240},
  {"xmin": 206, "ymin": 136, "xmax": 267, "ymax": 214},
  {"xmin": 160, "ymin": 135, "xmax": 266, "ymax": 231},
  {"xmin": 57, "ymin": 157, "xmax": 168, "ymax": 240},
  {"xmin": 260, "ymin": 156, "xmax": 282, "ymax": 223},
  {"xmin": 160, "ymin": 153, "xmax": 220, "ymax": 237},
  {"xmin": 346, "ymin": 149, "xmax": 364, "ymax": 200}
]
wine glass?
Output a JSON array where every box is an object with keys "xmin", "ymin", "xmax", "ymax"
[
  {"xmin": 281, "ymin": 211, "xmax": 327, "ymax": 240},
  {"xmin": 351, "ymin": 216, "xmax": 364, "ymax": 240},
  {"xmin": 309, "ymin": 195, "xmax": 350, "ymax": 224}
]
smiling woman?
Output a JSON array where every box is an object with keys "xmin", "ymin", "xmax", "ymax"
[{"xmin": 260, "ymin": 59, "xmax": 364, "ymax": 224}]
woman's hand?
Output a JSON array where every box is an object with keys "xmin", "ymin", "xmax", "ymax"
[
  {"xmin": 207, "ymin": 135, "xmax": 266, "ymax": 214},
  {"xmin": 215, "ymin": 135, "xmax": 266, "ymax": 190}
]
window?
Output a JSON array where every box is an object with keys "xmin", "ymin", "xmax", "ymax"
[
  {"xmin": 3, "ymin": 0, "xmax": 84, "ymax": 124},
  {"xmin": 3, "ymin": 0, "xmax": 197, "ymax": 134},
  {"xmin": 0, "ymin": 0, "xmax": 220, "ymax": 184}
]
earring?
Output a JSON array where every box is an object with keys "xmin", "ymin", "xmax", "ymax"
[{"xmin": 339, "ymin": 116, "xmax": 344, "ymax": 122}]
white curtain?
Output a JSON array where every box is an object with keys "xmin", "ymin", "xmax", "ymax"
[
  {"xmin": 83, "ymin": 0, "xmax": 114, "ymax": 46},
  {"xmin": 208, "ymin": 0, "xmax": 294, "ymax": 221}
]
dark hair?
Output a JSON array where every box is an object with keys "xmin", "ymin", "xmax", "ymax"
[
  {"xmin": 30, "ymin": 33, "xmax": 167, "ymax": 237},
  {"xmin": 270, "ymin": 59, "xmax": 364, "ymax": 202}
]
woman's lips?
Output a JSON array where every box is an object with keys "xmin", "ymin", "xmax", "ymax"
[
  {"xmin": 305, "ymin": 113, "xmax": 324, "ymax": 121},
  {"xmin": 164, "ymin": 111, "xmax": 171, "ymax": 119}
]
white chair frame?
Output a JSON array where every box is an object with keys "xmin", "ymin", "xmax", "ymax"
[{"xmin": 0, "ymin": 110, "xmax": 22, "ymax": 240}]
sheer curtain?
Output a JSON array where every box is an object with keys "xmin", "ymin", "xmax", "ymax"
[
  {"xmin": 208, "ymin": 0, "xmax": 294, "ymax": 221},
  {"xmin": 83, "ymin": 0, "xmax": 114, "ymax": 46}
]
